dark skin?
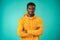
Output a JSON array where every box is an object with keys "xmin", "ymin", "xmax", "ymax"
[
  {"xmin": 27, "ymin": 5, "xmax": 35, "ymax": 17},
  {"xmin": 23, "ymin": 5, "xmax": 40, "ymax": 33}
]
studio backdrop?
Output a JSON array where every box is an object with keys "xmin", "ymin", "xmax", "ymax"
[{"xmin": 0, "ymin": 0, "xmax": 59, "ymax": 40}]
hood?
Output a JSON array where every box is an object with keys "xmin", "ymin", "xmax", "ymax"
[{"xmin": 23, "ymin": 14, "xmax": 36, "ymax": 20}]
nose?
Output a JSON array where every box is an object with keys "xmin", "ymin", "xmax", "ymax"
[{"xmin": 30, "ymin": 9, "xmax": 34, "ymax": 12}]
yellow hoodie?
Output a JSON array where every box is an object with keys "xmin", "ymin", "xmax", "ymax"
[{"xmin": 17, "ymin": 14, "xmax": 43, "ymax": 40}]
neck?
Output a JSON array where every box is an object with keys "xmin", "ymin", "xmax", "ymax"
[{"xmin": 28, "ymin": 13, "xmax": 34, "ymax": 17}]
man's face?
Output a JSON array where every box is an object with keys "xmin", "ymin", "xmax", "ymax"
[{"xmin": 27, "ymin": 5, "xmax": 35, "ymax": 15}]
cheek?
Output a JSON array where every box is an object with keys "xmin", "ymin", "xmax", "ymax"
[
  {"xmin": 28, "ymin": 9, "xmax": 31, "ymax": 11},
  {"xmin": 28, "ymin": 10, "xmax": 34, "ymax": 12}
]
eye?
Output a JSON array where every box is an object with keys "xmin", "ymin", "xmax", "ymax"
[{"xmin": 29, "ymin": 8, "xmax": 31, "ymax": 9}]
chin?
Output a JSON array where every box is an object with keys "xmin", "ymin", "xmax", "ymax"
[
  {"xmin": 29, "ymin": 13, "xmax": 33, "ymax": 14},
  {"xmin": 29, "ymin": 13, "xmax": 33, "ymax": 15}
]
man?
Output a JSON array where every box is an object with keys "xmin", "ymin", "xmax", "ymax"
[{"xmin": 17, "ymin": 2, "xmax": 43, "ymax": 40}]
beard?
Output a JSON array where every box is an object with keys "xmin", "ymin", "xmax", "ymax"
[{"xmin": 28, "ymin": 12, "xmax": 34, "ymax": 17}]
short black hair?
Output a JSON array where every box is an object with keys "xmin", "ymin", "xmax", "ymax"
[{"xmin": 27, "ymin": 2, "xmax": 36, "ymax": 8}]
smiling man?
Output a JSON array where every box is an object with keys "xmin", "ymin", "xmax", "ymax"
[{"xmin": 17, "ymin": 2, "xmax": 43, "ymax": 40}]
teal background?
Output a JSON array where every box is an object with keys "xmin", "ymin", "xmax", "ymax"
[{"xmin": 0, "ymin": 0, "xmax": 60, "ymax": 40}]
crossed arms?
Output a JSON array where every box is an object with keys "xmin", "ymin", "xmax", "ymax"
[{"xmin": 17, "ymin": 18, "xmax": 43, "ymax": 37}]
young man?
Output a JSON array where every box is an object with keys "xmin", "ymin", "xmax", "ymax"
[{"xmin": 17, "ymin": 2, "xmax": 43, "ymax": 40}]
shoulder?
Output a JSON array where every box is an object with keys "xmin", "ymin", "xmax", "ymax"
[
  {"xmin": 36, "ymin": 16, "xmax": 42, "ymax": 21},
  {"xmin": 18, "ymin": 17, "xmax": 24, "ymax": 22}
]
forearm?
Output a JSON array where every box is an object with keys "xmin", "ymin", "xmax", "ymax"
[
  {"xmin": 27, "ymin": 26, "xmax": 43, "ymax": 36},
  {"xmin": 18, "ymin": 29, "xmax": 33, "ymax": 37}
]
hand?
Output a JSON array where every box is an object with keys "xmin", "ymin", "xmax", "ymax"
[
  {"xmin": 35, "ymin": 27, "xmax": 40, "ymax": 30},
  {"xmin": 23, "ymin": 30, "xmax": 27, "ymax": 33},
  {"xmin": 22, "ymin": 28, "xmax": 27, "ymax": 33}
]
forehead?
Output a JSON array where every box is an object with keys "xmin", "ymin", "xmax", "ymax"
[{"xmin": 28, "ymin": 5, "xmax": 35, "ymax": 8}]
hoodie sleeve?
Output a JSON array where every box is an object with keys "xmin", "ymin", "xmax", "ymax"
[
  {"xmin": 28, "ymin": 18, "xmax": 44, "ymax": 36},
  {"xmin": 17, "ymin": 18, "xmax": 29, "ymax": 37}
]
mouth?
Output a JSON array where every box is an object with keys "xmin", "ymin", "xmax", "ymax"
[{"xmin": 29, "ymin": 11, "xmax": 33, "ymax": 14}]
